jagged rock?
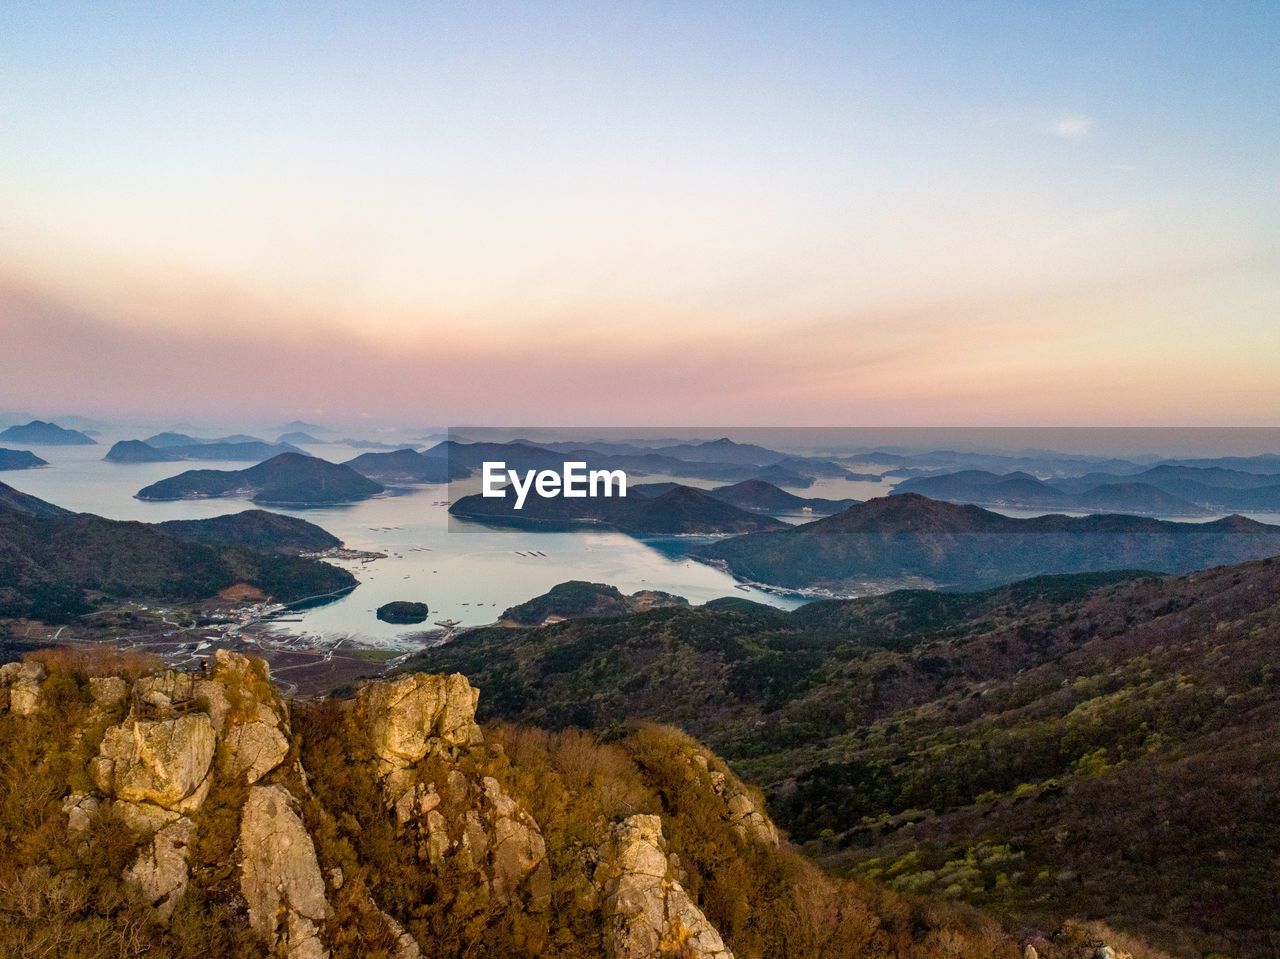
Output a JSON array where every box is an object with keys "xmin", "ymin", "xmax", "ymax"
[
  {"xmin": 394, "ymin": 781, "xmax": 441, "ymax": 827},
  {"xmin": 62, "ymin": 793, "xmax": 99, "ymax": 834},
  {"xmin": 94, "ymin": 714, "xmax": 216, "ymax": 811},
  {"xmin": 390, "ymin": 771, "xmax": 549, "ymax": 908},
  {"xmin": 3, "ymin": 661, "xmax": 46, "ymax": 716},
  {"xmin": 114, "ymin": 800, "xmax": 181, "ymax": 834},
  {"xmin": 482, "ymin": 776, "xmax": 549, "ymax": 903},
  {"xmin": 595, "ymin": 814, "xmax": 733, "ymax": 959},
  {"xmin": 126, "ymin": 816, "xmax": 195, "ymax": 919},
  {"xmin": 424, "ymin": 808, "xmax": 450, "ymax": 865},
  {"xmin": 357, "ymin": 673, "xmax": 482, "ymax": 772},
  {"xmin": 725, "ymin": 792, "xmax": 779, "ymax": 846},
  {"xmin": 239, "ymin": 783, "xmax": 331, "ymax": 959}
]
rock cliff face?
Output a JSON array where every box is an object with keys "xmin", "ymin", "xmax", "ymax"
[{"xmin": 2, "ymin": 654, "xmax": 766, "ymax": 959}]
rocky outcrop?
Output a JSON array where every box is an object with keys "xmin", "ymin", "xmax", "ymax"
[
  {"xmin": 74, "ymin": 651, "xmax": 295, "ymax": 920},
  {"xmin": 0, "ymin": 660, "xmax": 46, "ymax": 716},
  {"xmin": 359, "ymin": 673, "xmax": 551, "ymax": 911},
  {"xmin": 357, "ymin": 672, "xmax": 482, "ymax": 773},
  {"xmin": 92, "ymin": 713, "xmax": 217, "ymax": 809},
  {"xmin": 391, "ymin": 770, "xmax": 551, "ymax": 907},
  {"xmin": 595, "ymin": 814, "xmax": 733, "ymax": 959},
  {"xmin": 240, "ymin": 783, "xmax": 331, "ymax": 959},
  {"xmin": 126, "ymin": 816, "xmax": 197, "ymax": 919},
  {"xmin": 4, "ymin": 657, "xmax": 768, "ymax": 958}
]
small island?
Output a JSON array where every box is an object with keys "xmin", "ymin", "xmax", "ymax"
[
  {"xmin": 0, "ymin": 420, "xmax": 96, "ymax": 445},
  {"xmin": 376, "ymin": 600, "xmax": 429, "ymax": 624}
]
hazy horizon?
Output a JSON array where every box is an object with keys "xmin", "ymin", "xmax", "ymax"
[{"xmin": 2, "ymin": 2, "xmax": 1277, "ymax": 424}]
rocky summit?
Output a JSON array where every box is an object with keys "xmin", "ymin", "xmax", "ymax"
[{"xmin": 0, "ymin": 648, "xmax": 1150, "ymax": 959}]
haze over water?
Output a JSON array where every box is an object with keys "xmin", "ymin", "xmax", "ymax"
[{"xmin": 7, "ymin": 426, "xmax": 1280, "ymax": 647}]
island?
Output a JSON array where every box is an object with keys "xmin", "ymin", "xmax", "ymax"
[
  {"xmin": 136, "ymin": 452, "xmax": 385, "ymax": 506},
  {"xmin": 344, "ymin": 448, "xmax": 465, "ymax": 483},
  {"xmin": 376, "ymin": 600, "xmax": 430, "ymax": 624},
  {"xmin": 104, "ymin": 438, "xmax": 303, "ymax": 463}
]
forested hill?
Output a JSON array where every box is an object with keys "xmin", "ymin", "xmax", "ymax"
[{"xmin": 401, "ymin": 557, "xmax": 1280, "ymax": 956}]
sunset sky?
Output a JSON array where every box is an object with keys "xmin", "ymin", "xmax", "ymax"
[{"xmin": 2, "ymin": 2, "xmax": 1277, "ymax": 427}]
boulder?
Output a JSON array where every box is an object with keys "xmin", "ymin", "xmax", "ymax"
[
  {"xmin": 61, "ymin": 793, "xmax": 100, "ymax": 834},
  {"xmin": 239, "ymin": 783, "xmax": 331, "ymax": 959},
  {"xmin": 94, "ymin": 714, "xmax": 216, "ymax": 811}
]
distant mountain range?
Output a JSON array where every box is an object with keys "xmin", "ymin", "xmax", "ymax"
[
  {"xmin": 432, "ymin": 438, "xmax": 869, "ymax": 487},
  {"xmin": 693, "ymin": 493, "xmax": 1280, "ymax": 592},
  {"xmin": 136, "ymin": 452, "xmax": 384, "ymax": 506},
  {"xmin": 277, "ymin": 431, "xmax": 324, "ymax": 445},
  {"xmin": 0, "ymin": 480, "xmax": 353, "ymax": 621},
  {"xmin": 449, "ymin": 483, "xmax": 787, "ymax": 535},
  {"xmin": 0, "ymin": 420, "xmax": 96, "ymax": 445},
  {"xmin": 894, "ymin": 464, "xmax": 1280, "ymax": 514},
  {"xmin": 0, "ymin": 449, "xmax": 48, "ymax": 471}
]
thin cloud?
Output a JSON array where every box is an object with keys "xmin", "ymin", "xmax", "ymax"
[{"xmin": 1053, "ymin": 114, "xmax": 1095, "ymax": 139}]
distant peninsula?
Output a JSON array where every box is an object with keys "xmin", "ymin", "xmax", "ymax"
[
  {"xmin": 500, "ymin": 580, "xmax": 688, "ymax": 626},
  {"xmin": 693, "ymin": 492, "xmax": 1280, "ymax": 593},
  {"xmin": 344, "ymin": 448, "xmax": 467, "ymax": 483},
  {"xmin": 631, "ymin": 479, "xmax": 857, "ymax": 515},
  {"xmin": 0, "ymin": 480, "xmax": 354, "ymax": 621},
  {"xmin": 136, "ymin": 452, "xmax": 384, "ymax": 506},
  {"xmin": 104, "ymin": 438, "xmax": 303, "ymax": 463},
  {"xmin": 0, "ymin": 420, "xmax": 96, "ymax": 445},
  {"xmin": 449, "ymin": 484, "xmax": 787, "ymax": 535},
  {"xmin": 0, "ymin": 448, "xmax": 48, "ymax": 471}
]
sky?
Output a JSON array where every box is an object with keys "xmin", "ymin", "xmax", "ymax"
[{"xmin": 1, "ymin": 1, "xmax": 1277, "ymax": 427}]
